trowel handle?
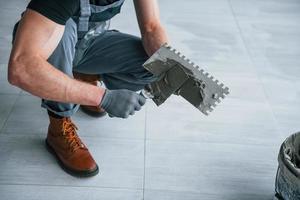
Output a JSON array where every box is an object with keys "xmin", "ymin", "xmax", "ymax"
[{"xmin": 140, "ymin": 89, "xmax": 154, "ymax": 99}]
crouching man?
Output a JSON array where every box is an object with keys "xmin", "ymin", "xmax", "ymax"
[{"xmin": 8, "ymin": 0, "xmax": 168, "ymax": 177}]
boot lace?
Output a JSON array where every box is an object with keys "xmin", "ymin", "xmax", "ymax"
[{"xmin": 62, "ymin": 118, "xmax": 85, "ymax": 152}]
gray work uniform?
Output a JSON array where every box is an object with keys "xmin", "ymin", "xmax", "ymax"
[{"xmin": 13, "ymin": 0, "xmax": 155, "ymax": 117}]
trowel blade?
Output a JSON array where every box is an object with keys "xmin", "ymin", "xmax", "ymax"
[{"xmin": 143, "ymin": 43, "xmax": 229, "ymax": 115}]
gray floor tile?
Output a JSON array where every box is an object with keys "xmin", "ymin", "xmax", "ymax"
[
  {"xmin": 0, "ymin": 64, "xmax": 21, "ymax": 94},
  {"xmin": 0, "ymin": 49, "xmax": 11, "ymax": 65},
  {"xmin": 1, "ymin": 95, "xmax": 48, "ymax": 135},
  {"xmin": 113, "ymin": 0, "xmax": 254, "ymax": 77},
  {"xmin": 229, "ymin": 0, "xmax": 300, "ymax": 23},
  {"xmin": 0, "ymin": 185, "xmax": 142, "ymax": 200},
  {"xmin": 0, "ymin": 134, "xmax": 144, "ymax": 189},
  {"xmin": 144, "ymin": 140, "xmax": 278, "ymax": 197},
  {"xmin": 267, "ymin": 105, "xmax": 300, "ymax": 137},
  {"xmin": 144, "ymin": 189, "xmax": 274, "ymax": 200},
  {"xmin": 161, "ymin": 10, "xmax": 251, "ymax": 76},
  {"xmin": 158, "ymin": 0, "xmax": 232, "ymax": 17},
  {"xmin": 229, "ymin": 0, "xmax": 300, "ymax": 137},
  {"xmin": 2, "ymin": 95, "xmax": 146, "ymax": 139},
  {"xmin": 146, "ymin": 94, "xmax": 280, "ymax": 145},
  {"xmin": 73, "ymin": 107, "xmax": 146, "ymax": 140},
  {"xmin": 259, "ymin": 76, "xmax": 300, "ymax": 135},
  {"xmin": 0, "ymin": 94, "xmax": 18, "ymax": 132},
  {"xmin": 0, "ymin": 0, "xmax": 28, "ymax": 64}
]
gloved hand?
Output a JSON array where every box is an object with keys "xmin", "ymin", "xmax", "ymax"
[{"xmin": 100, "ymin": 89, "xmax": 146, "ymax": 118}]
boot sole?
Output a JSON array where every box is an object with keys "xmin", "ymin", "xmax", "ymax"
[
  {"xmin": 80, "ymin": 106, "xmax": 107, "ymax": 118},
  {"xmin": 45, "ymin": 139, "xmax": 99, "ymax": 178}
]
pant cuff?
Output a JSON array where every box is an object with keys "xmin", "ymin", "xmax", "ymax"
[{"xmin": 41, "ymin": 103, "xmax": 80, "ymax": 118}]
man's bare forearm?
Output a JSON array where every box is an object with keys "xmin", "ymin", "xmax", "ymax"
[
  {"xmin": 134, "ymin": 0, "xmax": 160, "ymax": 32},
  {"xmin": 8, "ymin": 10, "xmax": 104, "ymax": 107},
  {"xmin": 134, "ymin": 0, "xmax": 169, "ymax": 55},
  {"xmin": 9, "ymin": 54, "xmax": 104, "ymax": 106}
]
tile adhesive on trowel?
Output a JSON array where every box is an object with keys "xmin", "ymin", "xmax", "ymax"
[{"xmin": 141, "ymin": 43, "xmax": 230, "ymax": 115}]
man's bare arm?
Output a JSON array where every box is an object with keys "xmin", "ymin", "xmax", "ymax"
[
  {"xmin": 8, "ymin": 9, "xmax": 105, "ymax": 106},
  {"xmin": 133, "ymin": 0, "xmax": 169, "ymax": 56}
]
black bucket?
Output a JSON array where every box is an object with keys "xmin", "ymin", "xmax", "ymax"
[{"xmin": 275, "ymin": 132, "xmax": 300, "ymax": 200}]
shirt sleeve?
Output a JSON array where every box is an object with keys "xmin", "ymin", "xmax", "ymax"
[{"xmin": 27, "ymin": 0, "xmax": 80, "ymax": 25}]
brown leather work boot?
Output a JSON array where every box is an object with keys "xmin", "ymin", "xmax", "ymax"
[
  {"xmin": 73, "ymin": 72, "xmax": 106, "ymax": 117},
  {"xmin": 46, "ymin": 116, "xmax": 99, "ymax": 177}
]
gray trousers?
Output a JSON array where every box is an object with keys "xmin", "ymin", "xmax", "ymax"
[{"xmin": 41, "ymin": 19, "xmax": 155, "ymax": 117}]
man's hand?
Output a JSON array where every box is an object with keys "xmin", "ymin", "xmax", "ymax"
[
  {"xmin": 100, "ymin": 89, "xmax": 146, "ymax": 118},
  {"xmin": 134, "ymin": 0, "xmax": 169, "ymax": 56}
]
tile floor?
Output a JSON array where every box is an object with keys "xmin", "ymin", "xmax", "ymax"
[{"xmin": 0, "ymin": 0, "xmax": 300, "ymax": 199}]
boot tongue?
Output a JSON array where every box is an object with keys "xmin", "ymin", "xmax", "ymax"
[
  {"xmin": 62, "ymin": 118, "xmax": 85, "ymax": 151},
  {"xmin": 49, "ymin": 116, "xmax": 86, "ymax": 151}
]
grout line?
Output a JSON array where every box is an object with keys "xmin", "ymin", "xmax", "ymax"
[
  {"xmin": 227, "ymin": 0, "xmax": 282, "ymax": 136},
  {"xmin": 0, "ymin": 91, "xmax": 21, "ymax": 95},
  {"xmin": 0, "ymin": 94, "xmax": 20, "ymax": 134},
  {"xmin": 0, "ymin": 93, "xmax": 19, "ymax": 96},
  {"xmin": 142, "ymin": 104, "xmax": 148, "ymax": 200},
  {"xmin": 0, "ymin": 129, "xmax": 280, "ymax": 147},
  {"xmin": 143, "ymin": 138, "xmax": 278, "ymax": 147},
  {"xmin": 0, "ymin": 182, "xmax": 143, "ymax": 191},
  {"xmin": 0, "ymin": 130, "xmax": 147, "ymax": 141}
]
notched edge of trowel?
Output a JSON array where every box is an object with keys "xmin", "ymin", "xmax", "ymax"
[{"xmin": 164, "ymin": 44, "xmax": 230, "ymax": 115}]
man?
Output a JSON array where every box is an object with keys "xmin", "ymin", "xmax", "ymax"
[{"xmin": 8, "ymin": 0, "xmax": 168, "ymax": 177}]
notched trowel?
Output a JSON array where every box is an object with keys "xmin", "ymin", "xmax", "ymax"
[{"xmin": 142, "ymin": 43, "xmax": 229, "ymax": 115}]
